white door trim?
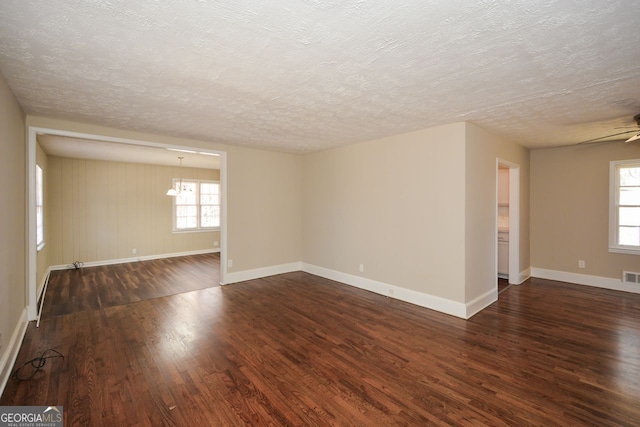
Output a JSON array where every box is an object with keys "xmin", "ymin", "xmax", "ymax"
[{"xmin": 496, "ymin": 158, "xmax": 520, "ymax": 286}]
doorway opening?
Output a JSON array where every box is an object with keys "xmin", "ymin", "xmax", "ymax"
[
  {"xmin": 496, "ymin": 159, "xmax": 520, "ymax": 294},
  {"xmin": 26, "ymin": 126, "xmax": 228, "ymax": 321}
]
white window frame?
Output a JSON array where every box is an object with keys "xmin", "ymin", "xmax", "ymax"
[
  {"xmin": 609, "ymin": 159, "xmax": 640, "ymax": 255},
  {"xmin": 172, "ymin": 179, "xmax": 220, "ymax": 233},
  {"xmin": 36, "ymin": 164, "xmax": 45, "ymax": 251}
]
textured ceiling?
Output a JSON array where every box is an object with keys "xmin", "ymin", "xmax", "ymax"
[
  {"xmin": 37, "ymin": 134, "xmax": 221, "ymax": 169},
  {"xmin": 1, "ymin": 0, "xmax": 640, "ymax": 154}
]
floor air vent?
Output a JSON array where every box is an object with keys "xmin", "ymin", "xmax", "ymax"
[{"xmin": 622, "ymin": 271, "xmax": 640, "ymax": 284}]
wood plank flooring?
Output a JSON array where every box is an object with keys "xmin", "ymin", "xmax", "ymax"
[
  {"xmin": 3, "ymin": 266, "xmax": 640, "ymax": 426},
  {"xmin": 41, "ymin": 253, "xmax": 220, "ymax": 317},
  {"xmin": 497, "ymin": 278, "xmax": 511, "ymax": 294}
]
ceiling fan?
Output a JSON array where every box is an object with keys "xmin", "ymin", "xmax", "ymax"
[{"xmin": 578, "ymin": 113, "xmax": 640, "ymax": 145}]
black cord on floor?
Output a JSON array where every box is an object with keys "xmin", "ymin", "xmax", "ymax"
[{"xmin": 12, "ymin": 348, "xmax": 64, "ymax": 381}]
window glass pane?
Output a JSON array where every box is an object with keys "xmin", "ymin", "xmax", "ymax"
[
  {"xmin": 176, "ymin": 216, "xmax": 198, "ymax": 229},
  {"xmin": 213, "ymin": 206, "xmax": 220, "ymax": 227},
  {"xmin": 178, "ymin": 219, "xmax": 193, "ymax": 229},
  {"xmin": 183, "ymin": 182, "xmax": 197, "ymax": 192},
  {"xmin": 200, "ymin": 183, "xmax": 219, "ymax": 204},
  {"xmin": 185, "ymin": 193, "xmax": 198, "ymax": 204},
  {"xmin": 200, "ymin": 195, "xmax": 217, "ymax": 205},
  {"xmin": 176, "ymin": 205, "xmax": 197, "ymax": 216},
  {"xmin": 36, "ymin": 165, "xmax": 43, "ymax": 205},
  {"xmin": 619, "ymin": 207, "xmax": 640, "ymax": 226},
  {"xmin": 620, "ymin": 167, "xmax": 640, "ymax": 186},
  {"xmin": 177, "ymin": 192, "xmax": 196, "ymax": 204},
  {"xmin": 36, "ymin": 206, "xmax": 43, "ymax": 245},
  {"xmin": 173, "ymin": 180, "xmax": 219, "ymax": 231},
  {"xmin": 176, "ymin": 205, "xmax": 198, "ymax": 216},
  {"xmin": 611, "ymin": 161, "xmax": 640, "ymax": 252},
  {"xmin": 201, "ymin": 205, "xmax": 220, "ymax": 227},
  {"xmin": 176, "ymin": 201, "xmax": 198, "ymax": 229},
  {"xmin": 200, "ymin": 183, "xmax": 218, "ymax": 194},
  {"xmin": 620, "ymin": 187, "xmax": 640, "ymax": 206},
  {"xmin": 36, "ymin": 165, "xmax": 44, "ymax": 245},
  {"xmin": 619, "ymin": 226, "xmax": 640, "ymax": 246},
  {"xmin": 201, "ymin": 206, "xmax": 212, "ymax": 227}
]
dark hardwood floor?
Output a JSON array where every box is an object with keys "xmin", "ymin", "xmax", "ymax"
[
  {"xmin": 3, "ymin": 266, "xmax": 640, "ymax": 426},
  {"xmin": 41, "ymin": 253, "xmax": 220, "ymax": 318},
  {"xmin": 497, "ymin": 278, "xmax": 511, "ymax": 294}
]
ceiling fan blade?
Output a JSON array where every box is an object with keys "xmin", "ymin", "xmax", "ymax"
[{"xmin": 578, "ymin": 129, "xmax": 639, "ymax": 145}]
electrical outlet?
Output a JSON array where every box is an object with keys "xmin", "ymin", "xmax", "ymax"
[
  {"xmin": 214, "ymin": 241, "xmax": 219, "ymax": 247},
  {"xmin": 578, "ymin": 260, "xmax": 586, "ymax": 269},
  {"xmin": 359, "ymin": 264, "xmax": 364, "ymax": 273},
  {"xmin": 227, "ymin": 259, "xmax": 233, "ymax": 268},
  {"xmin": 388, "ymin": 288, "xmax": 394, "ymax": 297},
  {"xmin": 132, "ymin": 248, "xmax": 137, "ymax": 255}
]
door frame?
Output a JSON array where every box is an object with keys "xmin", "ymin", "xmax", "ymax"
[
  {"xmin": 496, "ymin": 158, "xmax": 520, "ymax": 285},
  {"xmin": 26, "ymin": 126, "xmax": 228, "ymax": 321}
]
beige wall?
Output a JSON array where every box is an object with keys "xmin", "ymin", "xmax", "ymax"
[
  {"xmin": 531, "ymin": 142, "xmax": 639, "ymax": 278},
  {"xmin": 0, "ymin": 73, "xmax": 26, "ymax": 367},
  {"xmin": 22, "ymin": 116, "xmax": 531, "ymax": 320},
  {"xmin": 302, "ymin": 122, "xmax": 530, "ymax": 307},
  {"xmin": 226, "ymin": 147, "xmax": 302, "ymax": 271},
  {"xmin": 464, "ymin": 122, "xmax": 530, "ymax": 301},
  {"xmin": 302, "ymin": 123, "xmax": 468, "ymax": 302},
  {"xmin": 26, "ymin": 115, "xmax": 303, "ymax": 274},
  {"xmin": 36, "ymin": 142, "xmax": 50, "ymax": 294},
  {"xmin": 46, "ymin": 157, "xmax": 219, "ymax": 266}
]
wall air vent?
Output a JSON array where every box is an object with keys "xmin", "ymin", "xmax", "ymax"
[{"xmin": 622, "ymin": 271, "xmax": 640, "ymax": 284}]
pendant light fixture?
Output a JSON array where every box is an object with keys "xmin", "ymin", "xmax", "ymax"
[
  {"xmin": 626, "ymin": 133, "xmax": 640, "ymax": 143},
  {"xmin": 167, "ymin": 156, "xmax": 187, "ymax": 196},
  {"xmin": 625, "ymin": 113, "xmax": 640, "ymax": 143}
]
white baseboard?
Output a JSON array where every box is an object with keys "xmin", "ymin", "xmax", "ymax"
[
  {"xmin": 37, "ymin": 267, "xmax": 51, "ymax": 300},
  {"xmin": 531, "ymin": 267, "xmax": 640, "ymax": 294},
  {"xmin": 301, "ymin": 263, "xmax": 470, "ymax": 319},
  {"xmin": 465, "ymin": 288, "xmax": 498, "ymax": 319},
  {"xmin": 517, "ymin": 267, "xmax": 531, "ymax": 284},
  {"xmin": 224, "ymin": 262, "xmax": 303, "ymax": 285},
  {"xmin": 49, "ymin": 248, "xmax": 220, "ymax": 271},
  {"xmin": 0, "ymin": 308, "xmax": 28, "ymax": 397}
]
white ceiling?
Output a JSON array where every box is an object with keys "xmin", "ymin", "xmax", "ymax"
[
  {"xmin": 1, "ymin": 0, "xmax": 640, "ymax": 155},
  {"xmin": 37, "ymin": 134, "xmax": 221, "ymax": 169}
]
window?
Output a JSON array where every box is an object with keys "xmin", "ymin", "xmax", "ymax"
[
  {"xmin": 36, "ymin": 164, "xmax": 45, "ymax": 250},
  {"xmin": 173, "ymin": 180, "xmax": 220, "ymax": 231},
  {"xmin": 610, "ymin": 159, "xmax": 640, "ymax": 254}
]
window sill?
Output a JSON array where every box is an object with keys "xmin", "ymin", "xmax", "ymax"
[
  {"xmin": 609, "ymin": 246, "xmax": 640, "ymax": 255},
  {"xmin": 173, "ymin": 227, "xmax": 219, "ymax": 234}
]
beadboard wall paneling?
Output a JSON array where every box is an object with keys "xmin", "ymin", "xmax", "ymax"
[{"xmin": 47, "ymin": 157, "xmax": 220, "ymax": 266}]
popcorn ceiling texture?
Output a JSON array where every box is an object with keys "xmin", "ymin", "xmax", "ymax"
[{"xmin": 0, "ymin": 0, "xmax": 639, "ymax": 153}]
